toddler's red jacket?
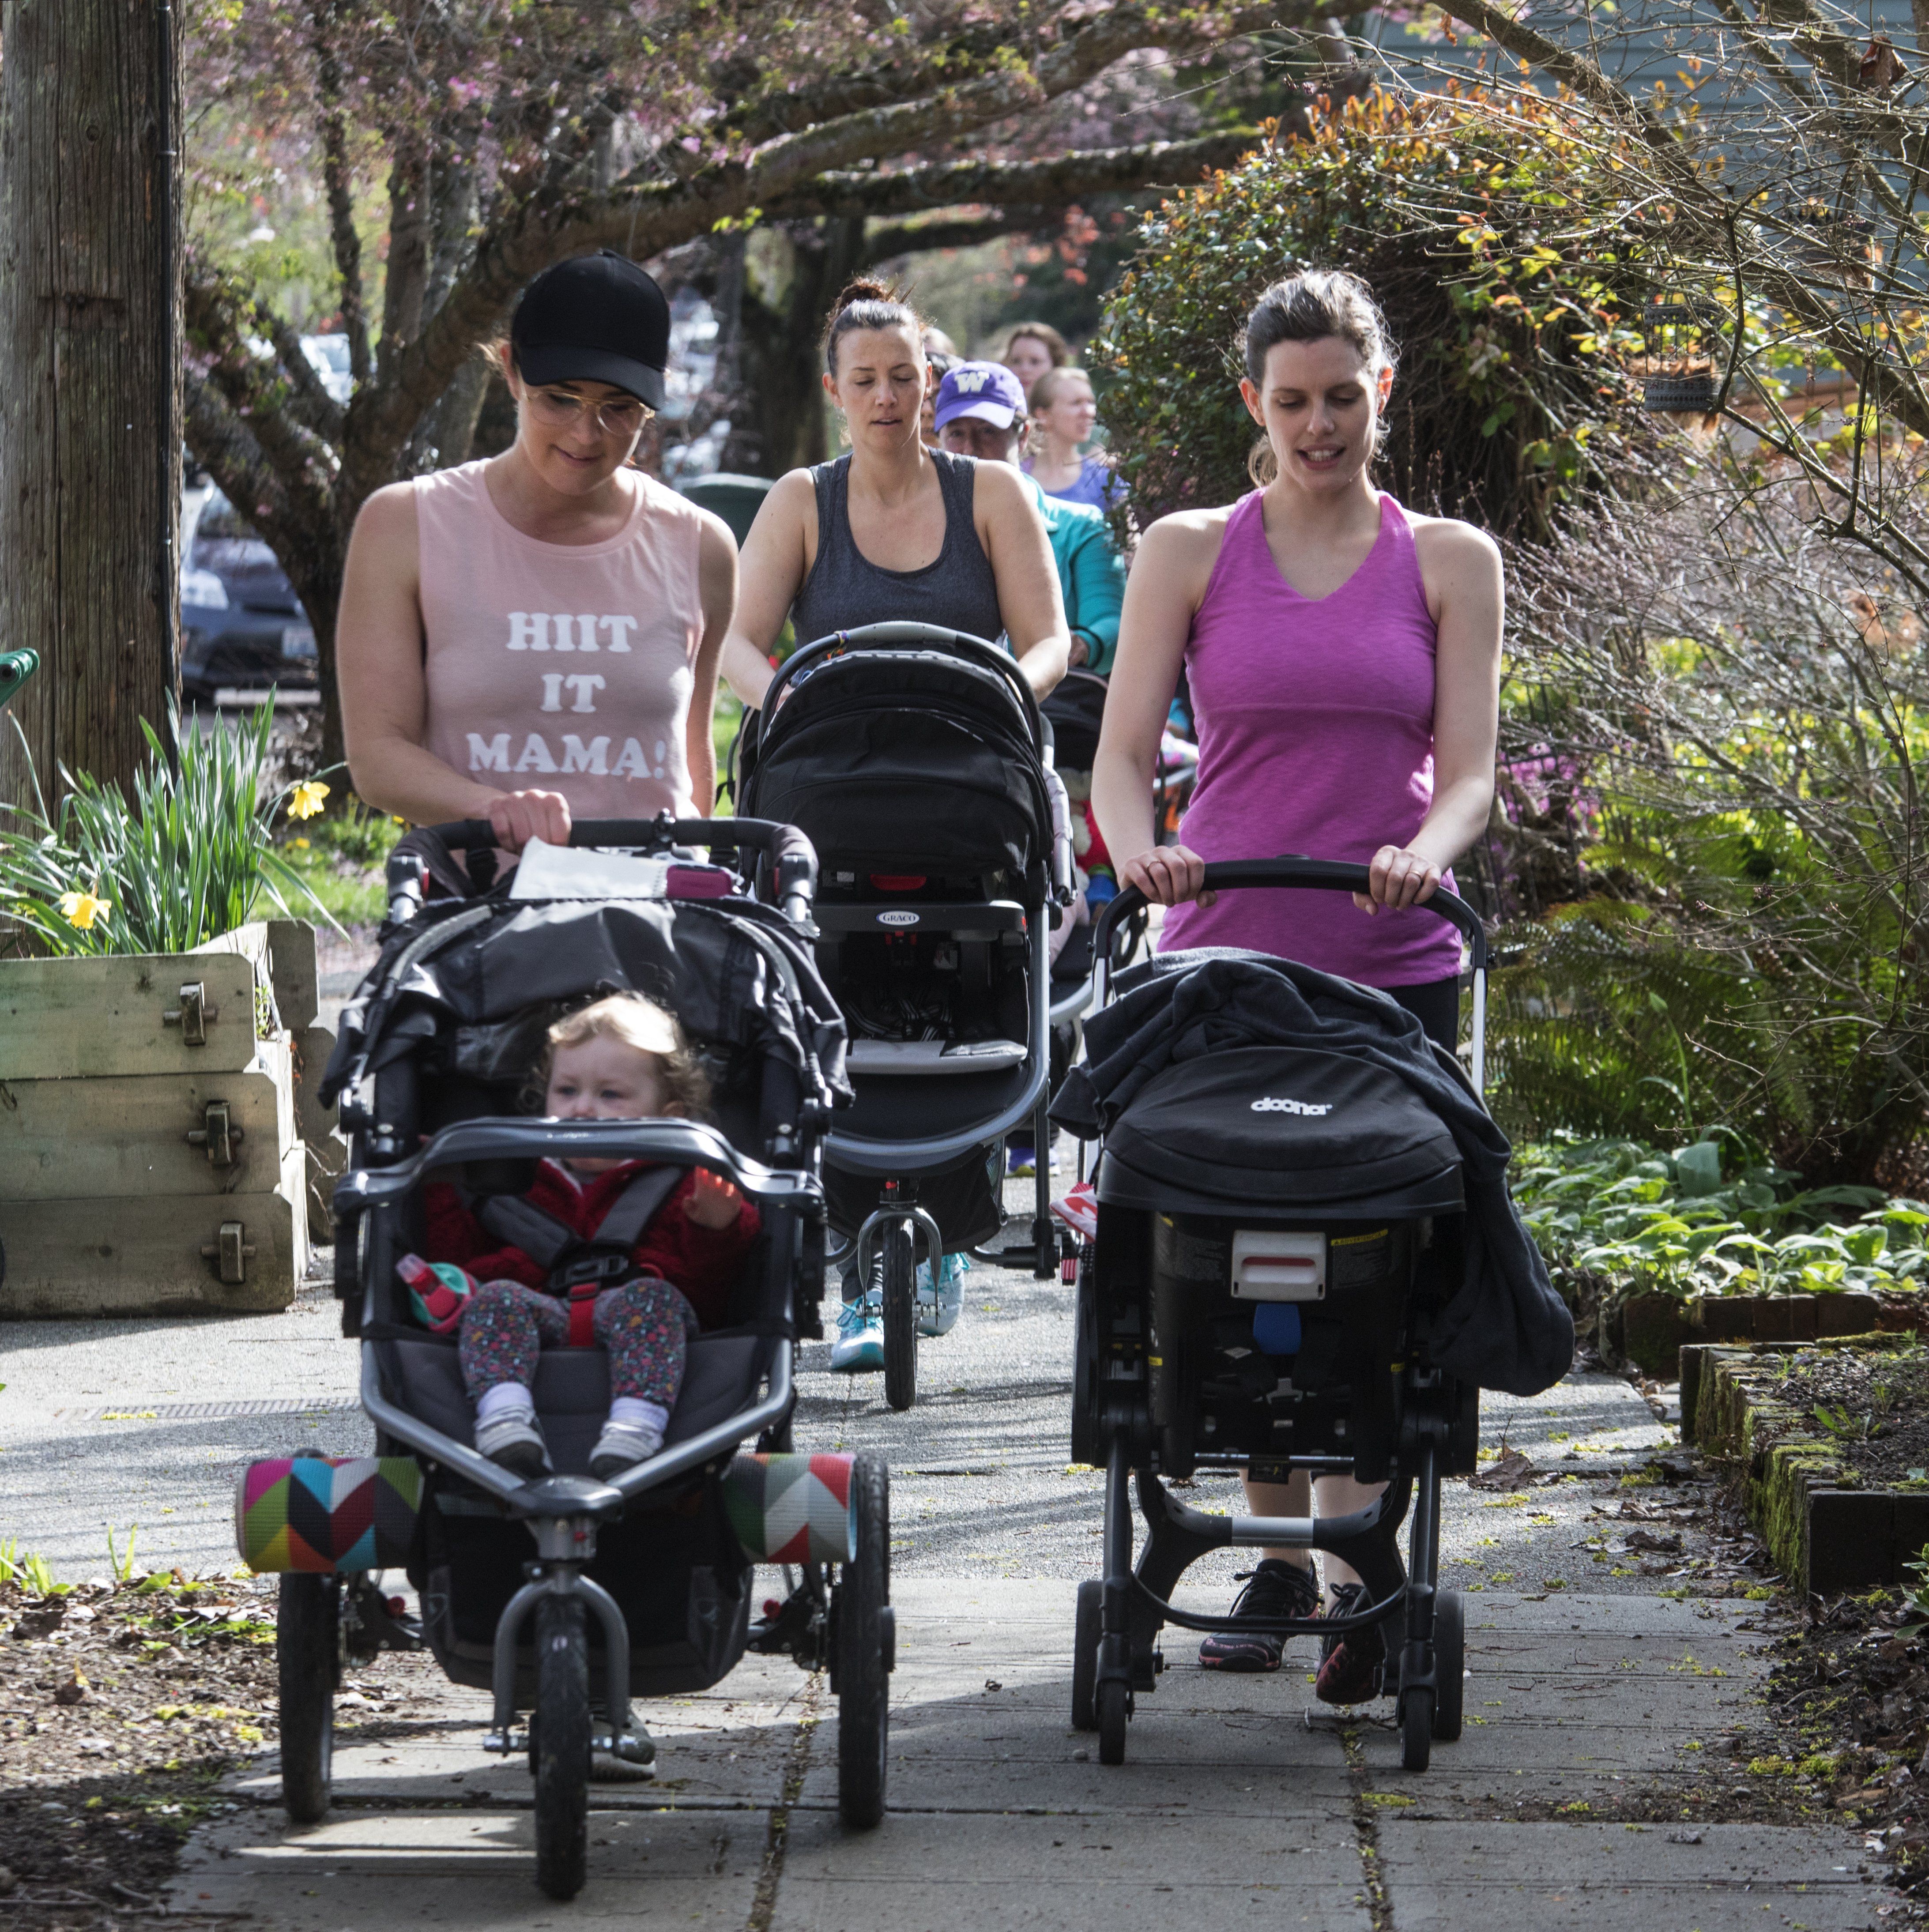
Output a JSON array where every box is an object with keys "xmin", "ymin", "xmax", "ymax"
[{"xmin": 423, "ymin": 1159, "xmax": 761, "ymax": 1331}]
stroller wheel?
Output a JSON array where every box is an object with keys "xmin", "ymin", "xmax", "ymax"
[
  {"xmin": 533, "ymin": 1592, "xmax": 590, "ymax": 1899},
  {"xmin": 1400, "ymin": 1686, "xmax": 1435, "ymax": 1773},
  {"xmin": 1070, "ymin": 1580, "xmax": 1101, "ymax": 1732},
  {"xmin": 1096, "ymin": 1676, "xmax": 1130, "ymax": 1766},
  {"xmin": 1432, "ymin": 1590, "xmax": 1465, "ymax": 1742},
  {"xmin": 277, "ymin": 1574, "xmax": 339, "ymax": 1823},
  {"xmin": 836, "ymin": 1454, "xmax": 891, "ymax": 1827},
  {"xmin": 881, "ymin": 1222, "xmax": 917, "ymax": 1412}
]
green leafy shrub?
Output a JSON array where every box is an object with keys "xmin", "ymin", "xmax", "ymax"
[
  {"xmin": 1511, "ymin": 1138, "xmax": 1927, "ymax": 1299},
  {"xmin": 1093, "ymin": 86, "xmax": 1650, "ymax": 539},
  {"xmin": 0, "ymin": 703, "xmax": 334, "ymax": 955},
  {"xmin": 1490, "ymin": 471, "xmax": 1929, "ymax": 1186}
]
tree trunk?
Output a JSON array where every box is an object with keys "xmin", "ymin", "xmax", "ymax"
[
  {"xmin": 0, "ymin": 0, "xmax": 181, "ymax": 809},
  {"xmin": 730, "ymin": 218, "xmax": 867, "ymax": 476}
]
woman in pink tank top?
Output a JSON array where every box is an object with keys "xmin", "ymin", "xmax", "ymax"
[
  {"xmin": 1090, "ymin": 269, "xmax": 1503, "ymax": 1695},
  {"xmin": 338, "ymin": 252, "xmax": 738, "ymax": 851}
]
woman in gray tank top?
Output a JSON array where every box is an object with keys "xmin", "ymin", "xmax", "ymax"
[{"xmin": 720, "ymin": 279, "xmax": 1069, "ymax": 708}]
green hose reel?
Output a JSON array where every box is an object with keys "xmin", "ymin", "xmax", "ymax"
[{"xmin": 0, "ymin": 649, "xmax": 38, "ymax": 712}]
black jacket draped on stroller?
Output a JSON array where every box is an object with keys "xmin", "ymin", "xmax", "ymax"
[{"xmin": 1051, "ymin": 949, "xmax": 1573, "ymax": 1398}]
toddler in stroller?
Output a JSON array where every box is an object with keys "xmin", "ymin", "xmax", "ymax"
[
  {"xmin": 414, "ymin": 993, "xmax": 762, "ymax": 1480},
  {"xmin": 232, "ymin": 815, "xmax": 897, "ymax": 1902}
]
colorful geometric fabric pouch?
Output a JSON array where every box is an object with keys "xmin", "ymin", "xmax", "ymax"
[
  {"xmin": 720, "ymin": 1453, "xmax": 857, "ymax": 1563},
  {"xmin": 236, "ymin": 1456, "xmax": 423, "ymax": 1573}
]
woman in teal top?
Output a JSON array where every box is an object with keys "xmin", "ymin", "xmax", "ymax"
[{"xmin": 933, "ymin": 362, "xmax": 1126, "ymax": 671}]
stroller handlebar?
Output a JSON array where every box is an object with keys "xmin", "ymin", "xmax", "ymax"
[
  {"xmin": 1090, "ymin": 857, "xmax": 1491, "ymax": 1096},
  {"xmin": 390, "ymin": 815, "xmax": 819, "ymax": 926},
  {"xmin": 1091, "ymin": 857, "xmax": 1489, "ymax": 974}
]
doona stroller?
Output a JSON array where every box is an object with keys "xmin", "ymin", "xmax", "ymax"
[
  {"xmin": 737, "ymin": 622, "xmax": 1077, "ymax": 1411},
  {"xmin": 1057, "ymin": 858, "xmax": 1492, "ymax": 1773},
  {"xmin": 235, "ymin": 815, "xmax": 892, "ymax": 1901}
]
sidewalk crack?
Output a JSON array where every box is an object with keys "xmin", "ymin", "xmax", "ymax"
[
  {"xmin": 746, "ymin": 1675, "xmax": 820, "ymax": 1932},
  {"xmin": 1341, "ymin": 1721, "xmax": 1397, "ymax": 1932}
]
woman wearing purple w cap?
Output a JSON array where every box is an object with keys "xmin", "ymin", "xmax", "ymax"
[{"xmin": 719, "ymin": 279, "xmax": 1068, "ymax": 709}]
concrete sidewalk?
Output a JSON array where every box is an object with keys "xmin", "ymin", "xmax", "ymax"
[
  {"xmin": 0, "ymin": 1247, "xmax": 1674, "ymax": 1588},
  {"xmin": 171, "ymin": 1578, "xmax": 1900, "ymax": 1930}
]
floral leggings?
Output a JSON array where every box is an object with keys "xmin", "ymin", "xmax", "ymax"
[{"xmin": 457, "ymin": 1276, "xmax": 698, "ymax": 1407}]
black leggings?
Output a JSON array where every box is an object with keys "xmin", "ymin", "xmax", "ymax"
[{"xmin": 1386, "ymin": 974, "xmax": 1461, "ymax": 1055}]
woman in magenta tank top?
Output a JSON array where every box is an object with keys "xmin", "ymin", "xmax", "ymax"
[
  {"xmin": 1090, "ymin": 269, "xmax": 1503, "ymax": 1696},
  {"xmin": 337, "ymin": 252, "xmax": 738, "ymax": 852}
]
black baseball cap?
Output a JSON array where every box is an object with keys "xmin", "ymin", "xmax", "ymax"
[{"xmin": 511, "ymin": 250, "xmax": 670, "ymax": 410}]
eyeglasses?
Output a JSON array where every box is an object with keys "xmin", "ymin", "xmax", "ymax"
[{"xmin": 525, "ymin": 387, "xmax": 651, "ymax": 438}]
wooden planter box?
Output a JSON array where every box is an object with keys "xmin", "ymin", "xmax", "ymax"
[
  {"xmin": 0, "ymin": 920, "xmax": 343, "ymax": 1317},
  {"xmin": 1681, "ymin": 1340, "xmax": 1929, "ymax": 1594}
]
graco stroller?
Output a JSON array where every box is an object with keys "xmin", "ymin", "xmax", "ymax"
[
  {"xmin": 1056, "ymin": 858, "xmax": 1495, "ymax": 1773},
  {"xmin": 248, "ymin": 816, "xmax": 891, "ymax": 1901},
  {"xmin": 736, "ymin": 622, "xmax": 1077, "ymax": 1410}
]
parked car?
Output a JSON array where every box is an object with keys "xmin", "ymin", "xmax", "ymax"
[{"xmin": 181, "ymin": 490, "xmax": 317, "ymax": 702}]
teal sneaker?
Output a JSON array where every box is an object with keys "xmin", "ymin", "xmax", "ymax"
[
  {"xmin": 915, "ymin": 1252, "xmax": 968, "ymax": 1338},
  {"xmin": 829, "ymin": 1290, "xmax": 885, "ymax": 1373}
]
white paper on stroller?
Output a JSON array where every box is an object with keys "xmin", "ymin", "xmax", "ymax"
[
  {"xmin": 846, "ymin": 1037, "xmax": 1027, "ymax": 1075},
  {"xmin": 508, "ymin": 838, "xmax": 670, "ymax": 901}
]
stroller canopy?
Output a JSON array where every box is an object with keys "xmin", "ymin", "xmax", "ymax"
[
  {"xmin": 741, "ymin": 639, "xmax": 1053, "ymax": 887},
  {"xmin": 1099, "ymin": 1044, "xmax": 1463, "ymax": 1217},
  {"xmin": 321, "ymin": 887, "xmax": 849, "ymax": 1159}
]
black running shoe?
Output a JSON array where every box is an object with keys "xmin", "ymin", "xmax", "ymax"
[
  {"xmin": 1315, "ymin": 1580, "xmax": 1388, "ymax": 1704},
  {"xmin": 1198, "ymin": 1559, "xmax": 1319, "ymax": 1672}
]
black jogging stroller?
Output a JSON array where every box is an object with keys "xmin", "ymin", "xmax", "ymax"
[
  {"xmin": 256, "ymin": 815, "xmax": 892, "ymax": 1900},
  {"xmin": 1055, "ymin": 858, "xmax": 1493, "ymax": 1774},
  {"xmin": 737, "ymin": 622, "xmax": 1078, "ymax": 1410}
]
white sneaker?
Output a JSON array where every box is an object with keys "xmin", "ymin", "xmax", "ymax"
[
  {"xmin": 589, "ymin": 1420, "xmax": 664, "ymax": 1479},
  {"xmin": 916, "ymin": 1253, "xmax": 967, "ymax": 1337},
  {"xmin": 474, "ymin": 1408, "xmax": 551, "ymax": 1478},
  {"xmin": 830, "ymin": 1291, "xmax": 885, "ymax": 1372}
]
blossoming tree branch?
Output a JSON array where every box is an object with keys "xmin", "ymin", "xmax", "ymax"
[{"xmin": 186, "ymin": 0, "xmax": 1306, "ymax": 768}]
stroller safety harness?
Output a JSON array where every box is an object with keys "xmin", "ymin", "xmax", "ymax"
[{"xmin": 465, "ymin": 1164, "xmax": 687, "ymax": 1344}]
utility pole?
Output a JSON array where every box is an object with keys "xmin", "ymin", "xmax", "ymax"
[{"xmin": 0, "ymin": 0, "xmax": 182, "ymax": 808}]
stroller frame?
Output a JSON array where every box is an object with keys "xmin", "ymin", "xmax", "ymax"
[
  {"xmin": 1070, "ymin": 858, "xmax": 1489, "ymax": 1774},
  {"xmin": 310, "ymin": 814, "xmax": 890, "ymax": 1899},
  {"xmin": 754, "ymin": 623, "xmax": 1078, "ymax": 1409}
]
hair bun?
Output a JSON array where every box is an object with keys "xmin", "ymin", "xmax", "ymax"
[
  {"xmin": 833, "ymin": 276, "xmax": 898, "ymax": 314},
  {"xmin": 821, "ymin": 278, "xmax": 926, "ymax": 375}
]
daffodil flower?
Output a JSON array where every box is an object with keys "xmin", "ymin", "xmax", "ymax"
[
  {"xmin": 287, "ymin": 779, "xmax": 331, "ymax": 821},
  {"xmin": 59, "ymin": 888, "xmax": 111, "ymax": 931}
]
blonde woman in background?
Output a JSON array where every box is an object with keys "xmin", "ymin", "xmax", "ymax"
[
  {"xmin": 1025, "ymin": 366, "xmax": 1125, "ymax": 513},
  {"xmin": 996, "ymin": 319, "xmax": 1069, "ymax": 402}
]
